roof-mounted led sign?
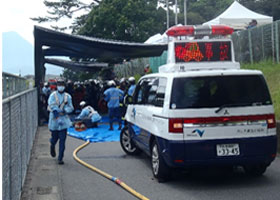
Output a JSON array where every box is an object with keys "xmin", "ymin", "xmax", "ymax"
[{"xmin": 175, "ymin": 41, "xmax": 232, "ymax": 63}]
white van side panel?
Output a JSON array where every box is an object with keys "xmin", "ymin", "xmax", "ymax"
[{"xmin": 126, "ymin": 105, "xmax": 183, "ymax": 141}]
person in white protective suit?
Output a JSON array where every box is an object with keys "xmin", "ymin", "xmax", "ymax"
[
  {"xmin": 75, "ymin": 101, "xmax": 101, "ymax": 128},
  {"xmin": 48, "ymin": 78, "xmax": 74, "ymax": 165}
]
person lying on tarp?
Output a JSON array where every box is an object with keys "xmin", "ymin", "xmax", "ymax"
[{"xmin": 74, "ymin": 101, "xmax": 101, "ymax": 128}]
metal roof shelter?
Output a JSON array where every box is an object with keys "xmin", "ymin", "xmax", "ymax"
[
  {"xmin": 34, "ymin": 25, "xmax": 167, "ymax": 88},
  {"xmin": 34, "ymin": 26, "xmax": 167, "ymax": 124}
]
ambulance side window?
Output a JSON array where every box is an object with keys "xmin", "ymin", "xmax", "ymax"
[
  {"xmin": 155, "ymin": 78, "xmax": 167, "ymax": 107},
  {"xmin": 146, "ymin": 78, "xmax": 158, "ymax": 105},
  {"xmin": 134, "ymin": 78, "xmax": 149, "ymax": 105}
]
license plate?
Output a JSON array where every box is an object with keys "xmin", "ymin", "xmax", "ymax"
[{"xmin": 217, "ymin": 144, "xmax": 240, "ymax": 156}]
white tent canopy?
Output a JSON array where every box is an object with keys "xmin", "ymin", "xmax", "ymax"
[{"xmin": 203, "ymin": 1, "xmax": 273, "ymax": 30}]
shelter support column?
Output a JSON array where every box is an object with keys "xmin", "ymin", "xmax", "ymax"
[{"xmin": 34, "ymin": 28, "xmax": 45, "ymax": 125}]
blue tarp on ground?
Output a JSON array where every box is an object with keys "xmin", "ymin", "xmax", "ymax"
[{"xmin": 68, "ymin": 123, "xmax": 121, "ymax": 143}]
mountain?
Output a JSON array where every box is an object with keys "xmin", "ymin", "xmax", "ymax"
[
  {"xmin": 2, "ymin": 31, "xmax": 35, "ymax": 75},
  {"xmin": 2, "ymin": 31, "xmax": 63, "ymax": 76}
]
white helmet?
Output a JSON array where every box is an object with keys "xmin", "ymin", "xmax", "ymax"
[
  {"xmin": 108, "ymin": 80, "xmax": 116, "ymax": 87},
  {"xmin": 128, "ymin": 77, "xmax": 135, "ymax": 82},
  {"xmin": 79, "ymin": 101, "xmax": 86, "ymax": 107},
  {"xmin": 120, "ymin": 77, "xmax": 126, "ymax": 83}
]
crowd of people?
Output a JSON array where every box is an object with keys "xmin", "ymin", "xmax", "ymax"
[
  {"xmin": 40, "ymin": 77, "xmax": 137, "ymax": 165},
  {"xmin": 41, "ymin": 77, "xmax": 136, "ymax": 115}
]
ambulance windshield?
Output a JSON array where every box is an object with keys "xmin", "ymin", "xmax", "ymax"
[{"xmin": 170, "ymin": 75, "xmax": 272, "ymax": 109}]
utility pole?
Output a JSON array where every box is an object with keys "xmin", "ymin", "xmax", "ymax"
[
  {"xmin": 175, "ymin": 0, "xmax": 178, "ymax": 25},
  {"xmin": 166, "ymin": 0, "xmax": 169, "ymax": 29},
  {"xmin": 184, "ymin": 0, "xmax": 187, "ymax": 25}
]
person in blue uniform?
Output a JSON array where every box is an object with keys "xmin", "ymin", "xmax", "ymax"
[
  {"xmin": 127, "ymin": 76, "xmax": 136, "ymax": 96},
  {"xmin": 48, "ymin": 78, "xmax": 74, "ymax": 165},
  {"xmin": 42, "ymin": 82, "xmax": 51, "ymax": 97},
  {"xmin": 75, "ymin": 101, "xmax": 101, "ymax": 128},
  {"xmin": 104, "ymin": 80, "xmax": 124, "ymax": 130},
  {"xmin": 42, "ymin": 82, "xmax": 51, "ymax": 121}
]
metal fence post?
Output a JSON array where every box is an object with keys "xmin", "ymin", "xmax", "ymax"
[
  {"xmin": 272, "ymin": 23, "xmax": 275, "ymax": 63},
  {"xmin": 261, "ymin": 26, "xmax": 265, "ymax": 60},
  {"xmin": 248, "ymin": 29, "xmax": 253, "ymax": 64},
  {"xmin": 275, "ymin": 22, "xmax": 279, "ymax": 63}
]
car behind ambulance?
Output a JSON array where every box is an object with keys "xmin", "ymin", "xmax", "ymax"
[{"xmin": 120, "ymin": 25, "xmax": 278, "ymax": 181}]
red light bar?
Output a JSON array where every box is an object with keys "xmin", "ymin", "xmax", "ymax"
[
  {"xmin": 166, "ymin": 26, "xmax": 194, "ymax": 37},
  {"xmin": 211, "ymin": 25, "xmax": 234, "ymax": 35},
  {"xmin": 166, "ymin": 25, "xmax": 234, "ymax": 37}
]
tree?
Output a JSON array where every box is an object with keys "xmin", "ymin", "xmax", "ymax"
[
  {"xmin": 182, "ymin": 0, "xmax": 233, "ymax": 24},
  {"xmin": 239, "ymin": 0, "xmax": 280, "ymax": 21},
  {"xmin": 78, "ymin": 0, "xmax": 167, "ymax": 42},
  {"xmin": 31, "ymin": 0, "xmax": 102, "ymax": 32},
  {"xmin": 62, "ymin": 69, "xmax": 94, "ymax": 81}
]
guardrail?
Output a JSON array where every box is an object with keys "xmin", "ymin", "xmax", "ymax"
[
  {"xmin": 2, "ymin": 88, "xmax": 38, "ymax": 200},
  {"xmin": 2, "ymin": 72, "xmax": 29, "ymax": 99}
]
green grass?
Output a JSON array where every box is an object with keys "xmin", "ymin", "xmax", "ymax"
[{"xmin": 241, "ymin": 60, "xmax": 280, "ymax": 120}]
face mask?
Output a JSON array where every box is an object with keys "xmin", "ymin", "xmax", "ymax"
[{"xmin": 57, "ymin": 86, "xmax": 65, "ymax": 92}]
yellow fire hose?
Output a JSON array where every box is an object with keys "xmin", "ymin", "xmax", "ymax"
[{"xmin": 73, "ymin": 140, "xmax": 150, "ymax": 200}]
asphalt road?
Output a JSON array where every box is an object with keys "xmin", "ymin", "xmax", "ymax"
[{"xmin": 60, "ymin": 136, "xmax": 280, "ymax": 200}]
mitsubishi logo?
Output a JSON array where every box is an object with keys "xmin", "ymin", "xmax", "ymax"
[{"xmin": 223, "ymin": 109, "xmax": 230, "ymax": 115}]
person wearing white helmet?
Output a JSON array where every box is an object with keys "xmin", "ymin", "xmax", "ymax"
[
  {"xmin": 75, "ymin": 101, "xmax": 101, "ymax": 128},
  {"xmin": 48, "ymin": 78, "xmax": 74, "ymax": 165},
  {"xmin": 127, "ymin": 76, "xmax": 136, "ymax": 96},
  {"xmin": 119, "ymin": 77, "xmax": 127, "ymax": 91},
  {"xmin": 103, "ymin": 80, "xmax": 124, "ymax": 130},
  {"xmin": 42, "ymin": 82, "xmax": 51, "ymax": 121},
  {"xmin": 42, "ymin": 82, "xmax": 51, "ymax": 97}
]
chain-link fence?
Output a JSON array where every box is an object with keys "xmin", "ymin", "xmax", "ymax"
[
  {"xmin": 2, "ymin": 72, "xmax": 29, "ymax": 99},
  {"xmin": 2, "ymin": 88, "xmax": 38, "ymax": 200},
  {"xmin": 114, "ymin": 58, "xmax": 150, "ymax": 78},
  {"xmin": 232, "ymin": 20, "xmax": 280, "ymax": 64}
]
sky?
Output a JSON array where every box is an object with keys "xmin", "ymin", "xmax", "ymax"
[
  {"xmin": 1, "ymin": 0, "xmax": 92, "ymax": 75},
  {"xmin": 2, "ymin": 0, "xmax": 51, "ymax": 44},
  {"xmin": 1, "ymin": 0, "xmax": 92, "ymax": 44}
]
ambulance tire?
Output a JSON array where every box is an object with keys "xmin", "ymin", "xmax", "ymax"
[
  {"xmin": 244, "ymin": 164, "xmax": 267, "ymax": 176},
  {"xmin": 151, "ymin": 140, "xmax": 170, "ymax": 182},
  {"xmin": 120, "ymin": 127, "xmax": 141, "ymax": 155}
]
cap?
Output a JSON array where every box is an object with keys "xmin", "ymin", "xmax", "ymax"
[{"xmin": 80, "ymin": 101, "xmax": 86, "ymax": 107}]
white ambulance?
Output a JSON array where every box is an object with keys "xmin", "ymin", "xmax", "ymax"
[{"xmin": 120, "ymin": 25, "xmax": 277, "ymax": 181}]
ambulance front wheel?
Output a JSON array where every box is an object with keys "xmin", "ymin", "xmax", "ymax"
[
  {"xmin": 120, "ymin": 127, "xmax": 141, "ymax": 155},
  {"xmin": 151, "ymin": 140, "xmax": 170, "ymax": 182}
]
